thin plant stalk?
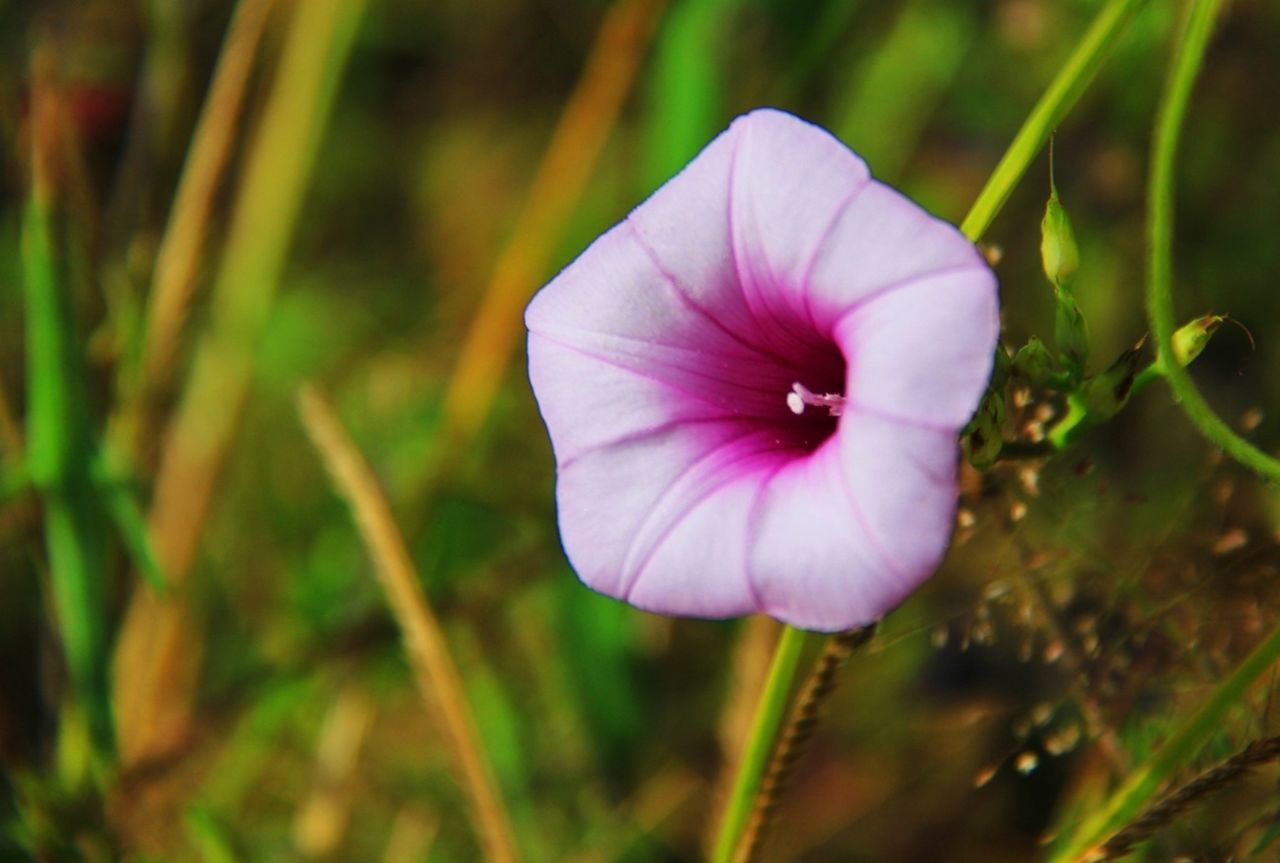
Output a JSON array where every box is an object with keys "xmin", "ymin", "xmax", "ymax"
[
  {"xmin": 959, "ymin": 0, "xmax": 1147, "ymax": 243},
  {"xmin": 23, "ymin": 53, "xmax": 114, "ymax": 761},
  {"xmin": 1098, "ymin": 736, "xmax": 1280, "ymax": 860},
  {"xmin": 291, "ymin": 685, "xmax": 377, "ymax": 858},
  {"xmin": 1052, "ymin": 616, "xmax": 1280, "ymax": 861},
  {"xmin": 112, "ymin": 0, "xmax": 368, "ymax": 767},
  {"xmin": 735, "ymin": 626, "xmax": 876, "ymax": 863},
  {"xmin": 1143, "ymin": 0, "xmax": 1280, "ymax": 482},
  {"xmin": 710, "ymin": 1, "xmax": 1145, "ymax": 856},
  {"xmin": 112, "ymin": 0, "xmax": 278, "ymax": 462},
  {"xmin": 711, "ymin": 625, "xmax": 809, "ymax": 863},
  {"xmin": 428, "ymin": 0, "xmax": 663, "ymax": 483},
  {"xmin": 297, "ymin": 385, "xmax": 522, "ymax": 863}
]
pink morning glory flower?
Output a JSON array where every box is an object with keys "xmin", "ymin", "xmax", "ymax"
[{"xmin": 525, "ymin": 108, "xmax": 998, "ymax": 632}]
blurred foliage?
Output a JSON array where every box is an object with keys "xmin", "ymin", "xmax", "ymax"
[{"xmin": 2, "ymin": 0, "xmax": 1280, "ymax": 860}]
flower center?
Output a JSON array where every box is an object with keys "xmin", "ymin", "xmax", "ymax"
[{"xmin": 786, "ymin": 381, "xmax": 846, "ymax": 417}]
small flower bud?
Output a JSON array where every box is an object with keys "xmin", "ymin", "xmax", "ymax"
[
  {"xmin": 1170, "ymin": 313, "xmax": 1224, "ymax": 368},
  {"xmin": 1040, "ymin": 184, "xmax": 1079, "ymax": 287}
]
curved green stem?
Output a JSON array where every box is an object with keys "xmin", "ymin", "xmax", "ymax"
[
  {"xmin": 1048, "ymin": 3, "xmax": 1280, "ymax": 859},
  {"xmin": 960, "ymin": 0, "xmax": 1147, "ymax": 242},
  {"xmin": 711, "ymin": 624, "xmax": 809, "ymax": 863},
  {"xmin": 1144, "ymin": 0, "xmax": 1280, "ymax": 482}
]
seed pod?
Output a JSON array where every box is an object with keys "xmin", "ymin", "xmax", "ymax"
[{"xmin": 1170, "ymin": 313, "xmax": 1224, "ymax": 367}]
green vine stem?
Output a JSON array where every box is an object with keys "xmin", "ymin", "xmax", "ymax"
[
  {"xmin": 1048, "ymin": 7, "xmax": 1280, "ymax": 858},
  {"xmin": 1144, "ymin": 0, "xmax": 1280, "ymax": 483},
  {"xmin": 711, "ymin": 2, "xmax": 1148, "ymax": 859}
]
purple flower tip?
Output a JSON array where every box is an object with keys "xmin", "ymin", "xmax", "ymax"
[{"xmin": 525, "ymin": 108, "xmax": 999, "ymax": 631}]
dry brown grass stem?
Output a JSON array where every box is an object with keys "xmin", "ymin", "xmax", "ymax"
[
  {"xmin": 431, "ymin": 0, "xmax": 663, "ymax": 475},
  {"xmin": 120, "ymin": 0, "xmax": 277, "ymax": 456},
  {"xmin": 297, "ymin": 384, "xmax": 521, "ymax": 863},
  {"xmin": 381, "ymin": 808, "xmax": 440, "ymax": 863},
  {"xmin": 292, "ymin": 685, "xmax": 377, "ymax": 858},
  {"xmin": 112, "ymin": 0, "xmax": 365, "ymax": 768},
  {"xmin": 1095, "ymin": 734, "xmax": 1280, "ymax": 860},
  {"xmin": 734, "ymin": 625, "xmax": 877, "ymax": 863}
]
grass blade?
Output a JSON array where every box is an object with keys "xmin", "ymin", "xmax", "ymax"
[
  {"xmin": 297, "ymin": 384, "xmax": 522, "ymax": 863},
  {"xmin": 23, "ymin": 53, "xmax": 113, "ymax": 760},
  {"xmin": 112, "ymin": 0, "xmax": 369, "ymax": 767},
  {"xmin": 960, "ymin": 0, "xmax": 1147, "ymax": 242},
  {"xmin": 111, "ymin": 0, "xmax": 279, "ymax": 463},
  {"xmin": 430, "ymin": 0, "xmax": 664, "ymax": 480}
]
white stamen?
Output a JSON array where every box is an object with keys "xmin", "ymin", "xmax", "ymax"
[{"xmin": 787, "ymin": 382, "xmax": 846, "ymax": 417}]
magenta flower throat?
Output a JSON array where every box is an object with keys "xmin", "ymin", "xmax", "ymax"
[{"xmin": 526, "ymin": 109, "xmax": 999, "ymax": 631}]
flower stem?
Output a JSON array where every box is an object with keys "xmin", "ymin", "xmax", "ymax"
[
  {"xmin": 711, "ymin": 624, "xmax": 810, "ymax": 863},
  {"xmin": 1144, "ymin": 0, "xmax": 1280, "ymax": 483},
  {"xmin": 959, "ymin": 0, "xmax": 1147, "ymax": 243},
  {"xmin": 736, "ymin": 626, "xmax": 876, "ymax": 863}
]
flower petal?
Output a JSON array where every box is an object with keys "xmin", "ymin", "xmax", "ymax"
[
  {"xmin": 835, "ymin": 267, "xmax": 999, "ymax": 429},
  {"xmin": 625, "ymin": 122, "xmax": 788, "ymax": 356},
  {"xmin": 747, "ymin": 441, "xmax": 906, "ymax": 630},
  {"xmin": 526, "ymin": 225, "xmax": 766, "ymax": 374},
  {"xmin": 837, "ymin": 410, "xmax": 959, "ymax": 601},
  {"xmin": 727, "ymin": 109, "xmax": 871, "ymax": 342},
  {"xmin": 527, "ymin": 334, "xmax": 730, "ymax": 467},
  {"xmin": 805, "ymin": 181, "xmax": 991, "ymax": 329},
  {"xmin": 555, "ymin": 421, "xmax": 781, "ymax": 616}
]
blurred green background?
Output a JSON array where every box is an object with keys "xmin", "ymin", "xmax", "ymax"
[{"xmin": 2, "ymin": 0, "xmax": 1280, "ymax": 860}]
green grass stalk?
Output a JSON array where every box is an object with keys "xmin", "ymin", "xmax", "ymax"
[
  {"xmin": 112, "ymin": 0, "xmax": 368, "ymax": 766},
  {"xmin": 23, "ymin": 76, "xmax": 113, "ymax": 759},
  {"xmin": 1051, "ymin": 617, "xmax": 1280, "ymax": 861},
  {"xmin": 960, "ymin": 0, "xmax": 1147, "ymax": 243},
  {"xmin": 642, "ymin": 0, "xmax": 732, "ymax": 191}
]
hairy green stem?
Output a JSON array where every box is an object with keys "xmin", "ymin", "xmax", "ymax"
[
  {"xmin": 711, "ymin": 624, "xmax": 809, "ymax": 863},
  {"xmin": 960, "ymin": 0, "xmax": 1146, "ymax": 243},
  {"xmin": 1144, "ymin": 0, "xmax": 1280, "ymax": 482}
]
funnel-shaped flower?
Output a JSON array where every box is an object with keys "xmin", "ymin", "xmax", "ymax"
[{"xmin": 526, "ymin": 109, "xmax": 998, "ymax": 631}]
